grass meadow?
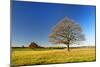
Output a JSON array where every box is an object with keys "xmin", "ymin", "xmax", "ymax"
[{"xmin": 11, "ymin": 47, "xmax": 96, "ymax": 66}]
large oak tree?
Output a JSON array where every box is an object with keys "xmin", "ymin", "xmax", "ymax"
[{"xmin": 49, "ymin": 17, "xmax": 85, "ymax": 51}]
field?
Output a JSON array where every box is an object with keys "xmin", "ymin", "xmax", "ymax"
[{"xmin": 11, "ymin": 47, "xmax": 96, "ymax": 66}]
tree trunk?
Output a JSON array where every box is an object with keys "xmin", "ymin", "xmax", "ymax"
[
  {"xmin": 65, "ymin": 42, "xmax": 70, "ymax": 51},
  {"xmin": 67, "ymin": 44, "xmax": 70, "ymax": 51},
  {"xmin": 64, "ymin": 42, "xmax": 70, "ymax": 51}
]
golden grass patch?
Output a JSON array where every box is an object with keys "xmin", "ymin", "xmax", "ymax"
[{"xmin": 11, "ymin": 47, "xmax": 96, "ymax": 66}]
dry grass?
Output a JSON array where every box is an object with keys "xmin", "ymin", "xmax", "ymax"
[{"xmin": 11, "ymin": 47, "xmax": 96, "ymax": 66}]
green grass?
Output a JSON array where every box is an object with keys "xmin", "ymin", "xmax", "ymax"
[{"xmin": 11, "ymin": 47, "xmax": 96, "ymax": 66}]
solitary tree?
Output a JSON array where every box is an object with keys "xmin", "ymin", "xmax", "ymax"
[{"xmin": 49, "ymin": 17, "xmax": 85, "ymax": 51}]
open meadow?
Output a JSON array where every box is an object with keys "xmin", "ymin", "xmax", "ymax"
[{"xmin": 11, "ymin": 47, "xmax": 96, "ymax": 66}]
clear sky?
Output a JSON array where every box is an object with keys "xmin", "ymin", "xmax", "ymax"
[{"xmin": 12, "ymin": 1, "xmax": 96, "ymax": 47}]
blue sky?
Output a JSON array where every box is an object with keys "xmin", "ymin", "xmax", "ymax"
[{"xmin": 12, "ymin": 1, "xmax": 96, "ymax": 47}]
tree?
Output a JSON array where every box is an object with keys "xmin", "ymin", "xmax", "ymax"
[
  {"xmin": 48, "ymin": 17, "xmax": 85, "ymax": 51},
  {"xmin": 29, "ymin": 42, "xmax": 40, "ymax": 49}
]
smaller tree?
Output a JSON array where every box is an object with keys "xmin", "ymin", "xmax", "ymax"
[
  {"xmin": 29, "ymin": 42, "xmax": 39, "ymax": 49},
  {"xmin": 49, "ymin": 17, "xmax": 85, "ymax": 51}
]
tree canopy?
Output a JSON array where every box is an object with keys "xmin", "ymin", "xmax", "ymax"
[{"xmin": 49, "ymin": 17, "xmax": 85, "ymax": 51}]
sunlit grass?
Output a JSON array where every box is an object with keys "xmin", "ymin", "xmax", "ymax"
[{"xmin": 11, "ymin": 47, "xmax": 96, "ymax": 66}]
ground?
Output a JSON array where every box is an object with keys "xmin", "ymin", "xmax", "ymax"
[{"xmin": 11, "ymin": 47, "xmax": 96, "ymax": 66}]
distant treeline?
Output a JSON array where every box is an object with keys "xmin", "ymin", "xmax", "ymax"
[{"xmin": 12, "ymin": 46, "xmax": 95, "ymax": 49}]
